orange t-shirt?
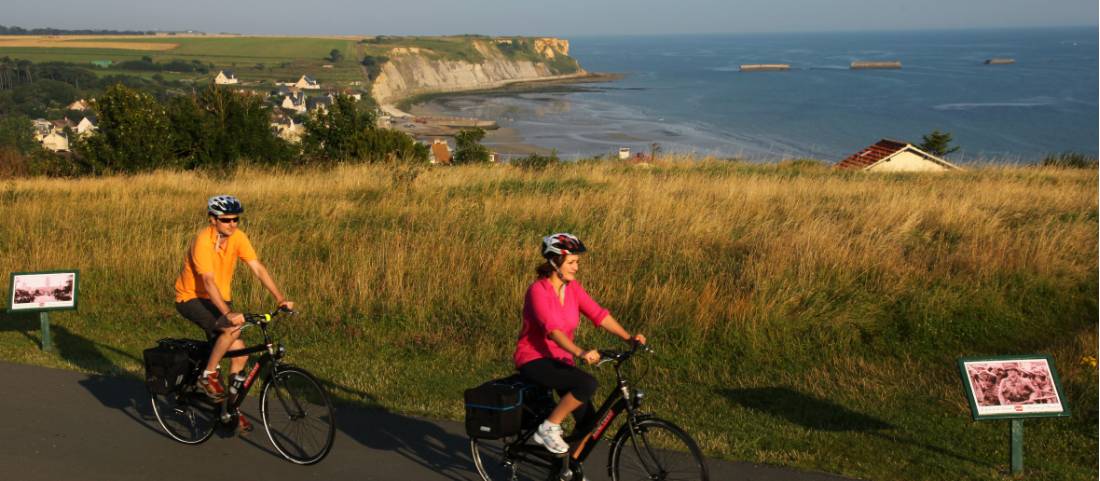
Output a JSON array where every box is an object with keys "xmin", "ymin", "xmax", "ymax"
[{"xmin": 174, "ymin": 226, "xmax": 258, "ymax": 303}]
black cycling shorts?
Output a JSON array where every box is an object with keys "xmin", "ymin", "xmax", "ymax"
[
  {"xmin": 518, "ymin": 358, "xmax": 599, "ymax": 403},
  {"xmin": 175, "ymin": 298, "xmax": 231, "ymax": 341}
]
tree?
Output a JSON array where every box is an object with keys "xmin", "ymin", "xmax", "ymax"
[
  {"xmin": 328, "ymin": 49, "xmax": 344, "ymax": 62},
  {"xmin": 0, "ymin": 114, "xmax": 39, "ymax": 154},
  {"xmin": 74, "ymin": 83, "xmax": 174, "ymax": 173},
  {"xmin": 453, "ymin": 127, "xmax": 490, "ymax": 163},
  {"xmin": 919, "ymin": 130, "xmax": 959, "ymax": 157},
  {"xmin": 167, "ymin": 85, "xmax": 295, "ymax": 170},
  {"xmin": 303, "ymin": 94, "xmax": 426, "ymax": 163}
]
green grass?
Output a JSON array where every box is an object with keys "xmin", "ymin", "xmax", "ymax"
[
  {"xmin": 360, "ymin": 36, "xmax": 486, "ymax": 63},
  {"xmin": 0, "ymin": 160, "xmax": 1095, "ymax": 481}
]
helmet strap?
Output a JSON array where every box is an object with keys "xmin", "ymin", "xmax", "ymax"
[{"xmin": 549, "ymin": 258, "xmax": 569, "ymax": 285}]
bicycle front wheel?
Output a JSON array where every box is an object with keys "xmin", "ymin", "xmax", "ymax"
[
  {"xmin": 470, "ymin": 437, "xmax": 561, "ymax": 481},
  {"xmin": 610, "ymin": 418, "xmax": 709, "ymax": 481},
  {"xmin": 150, "ymin": 391, "xmax": 217, "ymax": 444},
  {"xmin": 260, "ymin": 367, "xmax": 336, "ymax": 465}
]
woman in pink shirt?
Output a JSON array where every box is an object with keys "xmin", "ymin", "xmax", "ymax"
[{"xmin": 515, "ymin": 233, "xmax": 646, "ymax": 454}]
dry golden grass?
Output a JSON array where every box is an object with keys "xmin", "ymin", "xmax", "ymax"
[
  {"xmin": 0, "ymin": 158, "xmax": 1095, "ymax": 480},
  {"xmin": 0, "ymin": 36, "xmax": 178, "ymax": 50}
]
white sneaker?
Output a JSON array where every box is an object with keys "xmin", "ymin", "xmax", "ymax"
[{"xmin": 533, "ymin": 420, "xmax": 569, "ymax": 454}]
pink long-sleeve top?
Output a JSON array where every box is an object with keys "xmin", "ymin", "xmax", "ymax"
[{"xmin": 514, "ymin": 278, "xmax": 610, "ymax": 368}]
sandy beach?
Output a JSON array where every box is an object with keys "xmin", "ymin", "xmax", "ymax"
[{"xmin": 394, "ymin": 73, "xmax": 622, "ymax": 158}]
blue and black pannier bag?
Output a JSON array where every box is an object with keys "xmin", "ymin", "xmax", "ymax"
[{"xmin": 464, "ymin": 376, "xmax": 529, "ymax": 439}]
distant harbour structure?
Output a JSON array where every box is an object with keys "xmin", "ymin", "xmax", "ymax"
[
  {"xmin": 984, "ymin": 58, "xmax": 1016, "ymax": 65},
  {"xmin": 739, "ymin": 64, "xmax": 790, "ymax": 72},
  {"xmin": 850, "ymin": 60, "xmax": 902, "ymax": 70}
]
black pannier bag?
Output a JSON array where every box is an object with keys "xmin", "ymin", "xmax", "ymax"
[
  {"xmin": 465, "ymin": 376, "xmax": 529, "ymax": 439},
  {"xmin": 143, "ymin": 339, "xmax": 210, "ymax": 394}
]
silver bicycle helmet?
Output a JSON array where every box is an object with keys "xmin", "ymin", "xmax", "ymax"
[{"xmin": 207, "ymin": 195, "xmax": 244, "ymax": 216}]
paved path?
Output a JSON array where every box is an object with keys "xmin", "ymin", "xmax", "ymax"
[{"xmin": 0, "ymin": 362, "xmax": 855, "ymax": 481}]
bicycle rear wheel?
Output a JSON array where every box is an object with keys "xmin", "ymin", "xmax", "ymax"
[
  {"xmin": 150, "ymin": 390, "xmax": 217, "ymax": 444},
  {"xmin": 610, "ymin": 418, "xmax": 708, "ymax": 481},
  {"xmin": 471, "ymin": 437, "xmax": 562, "ymax": 481},
  {"xmin": 260, "ymin": 367, "xmax": 336, "ymax": 465}
]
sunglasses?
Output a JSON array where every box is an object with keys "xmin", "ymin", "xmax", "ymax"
[{"xmin": 215, "ymin": 217, "xmax": 241, "ymax": 224}]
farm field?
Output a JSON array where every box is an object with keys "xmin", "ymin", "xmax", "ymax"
[{"xmin": 0, "ymin": 35, "xmax": 364, "ymax": 84}]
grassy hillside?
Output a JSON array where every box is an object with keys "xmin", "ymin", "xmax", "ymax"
[{"xmin": 0, "ymin": 159, "xmax": 1095, "ymax": 480}]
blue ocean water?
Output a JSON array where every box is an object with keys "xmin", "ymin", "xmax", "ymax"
[{"xmin": 421, "ymin": 28, "xmax": 1099, "ymax": 162}]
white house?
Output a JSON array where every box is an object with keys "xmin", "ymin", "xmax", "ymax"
[
  {"xmin": 271, "ymin": 116, "xmax": 305, "ymax": 143},
  {"xmin": 76, "ymin": 116, "xmax": 97, "ymax": 137},
  {"xmin": 40, "ymin": 131, "xmax": 69, "ymax": 152},
  {"xmin": 294, "ymin": 75, "xmax": 320, "ymax": 90},
  {"xmin": 835, "ymin": 139, "xmax": 961, "ymax": 172},
  {"xmin": 214, "ymin": 70, "xmax": 239, "ymax": 85},
  {"xmin": 281, "ymin": 92, "xmax": 306, "ymax": 113}
]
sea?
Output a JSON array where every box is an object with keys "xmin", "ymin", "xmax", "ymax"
[{"xmin": 413, "ymin": 27, "xmax": 1099, "ymax": 163}]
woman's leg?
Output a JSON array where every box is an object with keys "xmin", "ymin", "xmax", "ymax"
[
  {"xmin": 547, "ymin": 393, "xmax": 584, "ymax": 424},
  {"xmin": 519, "ymin": 359, "xmax": 598, "ymax": 423}
]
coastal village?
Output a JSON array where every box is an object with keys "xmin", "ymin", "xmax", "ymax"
[{"xmin": 28, "ymin": 70, "xmax": 487, "ymax": 164}]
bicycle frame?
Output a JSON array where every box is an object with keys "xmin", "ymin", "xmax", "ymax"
[
  {"xmin": 501, "ymin": 344, "xmax": 647, "ymax": 472},
  {"xmin": 569, "ymin": 374, "xmax": 636, "ymax": 461},
  {"xmin": 213, "ymin": 310, "xmax": 289, "ymax": 422}
]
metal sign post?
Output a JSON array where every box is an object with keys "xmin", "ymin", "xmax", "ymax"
[
  {"xmin": 1010, "ymin": 419, "xmax": 1023, "ymax": 475},
  {"xmin": 39, "ymin": 311, "xmax": 51, "ymax": 352}
]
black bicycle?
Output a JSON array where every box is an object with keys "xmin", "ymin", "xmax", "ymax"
[
  {"xmin": 147, "ymin": 308, "xmax": 336, "ymax": 465},
  {"xmin": 469, "ymin": 342, "xmax": 709, "ymax": 481}
]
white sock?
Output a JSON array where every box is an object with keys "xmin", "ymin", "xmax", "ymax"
[{"xmin": 202, "ymin": 370, "xmax": 216, "ymax": 377}]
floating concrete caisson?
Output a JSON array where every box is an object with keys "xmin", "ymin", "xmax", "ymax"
[
  {"xmin": 739, "ymin": 64, "xmax": 791, "ymax": 72},
  {"xmin": 850, "ymin": 60, "xmax": 902, "ymax": 69}
]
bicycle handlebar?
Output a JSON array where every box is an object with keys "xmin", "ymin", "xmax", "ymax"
[
  {"xmin": 596, "ymin": 340, "xmax": 650, "ymax": 367},
  {"xmin": 242, "ymin": 306, "xmax": 295, "ymax": 327}
]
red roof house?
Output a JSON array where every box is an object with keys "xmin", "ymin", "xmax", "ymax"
[{"xmin": 836, "ymin": 139, "xmax": 960, "ymax": 172}]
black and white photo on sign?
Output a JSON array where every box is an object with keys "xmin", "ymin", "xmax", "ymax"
[
  {"xmin": 10, "ymin": 273, "xmax": 76, "ymax": 310},
  {"xmin": 964, "ymin": 359, "xmax": 1062, "ymax": 416}
]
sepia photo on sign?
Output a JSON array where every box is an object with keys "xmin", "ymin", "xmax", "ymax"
[
  {"xmin": 9, "ymin": 271, "xmax": 79, "ymax": 312},
  {"xmin": 959, "ymin": 356, "xmax": 1070, "ymax": 420}
]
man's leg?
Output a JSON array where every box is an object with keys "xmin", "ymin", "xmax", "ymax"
[
  {"xmin": 179, "ymin": 299, "xmax": 235, "ymax": 400},
  {"xmin": 204, "ymin": 327, "xmax": 241, "ymax": 373}
]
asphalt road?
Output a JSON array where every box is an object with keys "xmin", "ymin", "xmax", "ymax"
[{"xmin": 0, "ymin": 361, "xmax": 855, "ymax": 481}]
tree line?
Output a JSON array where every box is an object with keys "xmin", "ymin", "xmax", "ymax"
[
  {"xmin": 0, "ymin": 25, "xmax": 154, "ymax": 36},
  {"xmin": 0, "ymin": 58, "xmax": 182, "ymax": 120}
]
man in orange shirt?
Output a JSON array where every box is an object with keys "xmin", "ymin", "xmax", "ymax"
[{"xmin": 174, "ymin": 195, "xmax": 294, "ymax": 425}]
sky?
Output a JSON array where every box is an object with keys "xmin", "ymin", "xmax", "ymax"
[{"xmin": 3, "ymin": 0, "xmax": 1097, "ymax": 36}]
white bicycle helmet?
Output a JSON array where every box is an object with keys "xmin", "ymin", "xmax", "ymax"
[{"xmin": 541, "ymin": 233, "xmax": 587, "ymax": 259}]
